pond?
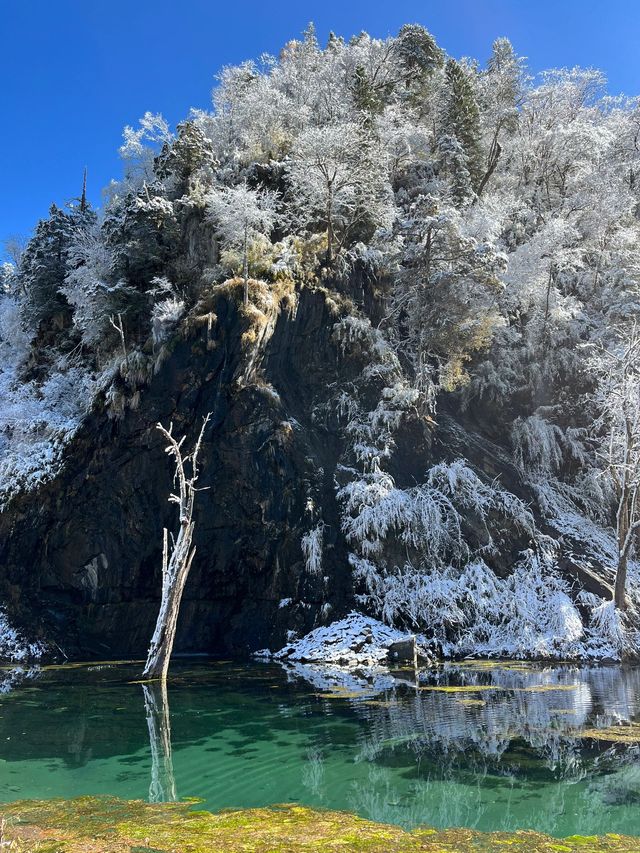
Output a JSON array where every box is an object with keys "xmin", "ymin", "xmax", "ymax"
[{"xmin": 0, "ymin": 660, "xmax": 638, "ymax": 839}]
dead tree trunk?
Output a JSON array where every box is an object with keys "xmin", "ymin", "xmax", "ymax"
[
  {"xmin": 143, "ymin": 414, "xmax": 211, "ymax": 680},
  {"xmin": 143, "ymin": 681, "xmax": 177, "ymax": 803}
]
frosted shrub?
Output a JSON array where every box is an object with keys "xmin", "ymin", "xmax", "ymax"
[
  {"xmin": 579, "ymin": 592, "xmax": 640, "ymax": 659},
  {"xmin": 339, "ymin": 458, "xmax": 533, "ymax": 563},
  {"xmin": 0, "ymin": 609, "xmax": 45, "ymax": 662},
  {"xmin": 151, "ymin": 296, "xmax": 185, "ymax": 345},
  {"xmin": 354, "ymin": 551, "xmax": 589, "ymax": 658},
  {"xmin": 332, "ymin": 316, "xmax": 398, "ymax": 367},
  {"xmin": 460, "ymin": 554, "xmax": 585, "ymax": 658},
  {"xmin": 512, "ymin": 414, "xmax": 588, "ymax": 475},
  {"xmin": 301, "ymin": 523, "xmax": 324, "ymax": 575},
  {"xmin": 0, "ymin": 299, "xmax": 97, "ymax": 506},
  {"xmin": 338, "ymin": 470, "xmax": 464, "ymax": 560}
]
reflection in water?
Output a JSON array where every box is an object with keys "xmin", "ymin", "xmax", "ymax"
[
  {"xmin": 142, "ymin": 682, "xmax": 177, "ymax": 803},
  {"xmin": 301, "ymin": 748, "xmax": 324, "ymax": 797},
  {"xmin": 0, "ymin": 661, "xmax": 638, "ymax": 838},
  {"xmin": 286, "ymin": 661, "xmax": 640, "ymax": 834}
]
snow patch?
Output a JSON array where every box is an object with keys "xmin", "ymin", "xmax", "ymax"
[
  {"xmin": 270, "ymin": 612, "xmax": 419, "ymax": 668},
  {"xmin": 0, "ymin": 609, "xmax": 46, "ymax": 662}
]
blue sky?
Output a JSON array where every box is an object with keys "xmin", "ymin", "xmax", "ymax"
[{"xmin": 2, "ymin": 0, "xmax": 640, "ymax": 251}]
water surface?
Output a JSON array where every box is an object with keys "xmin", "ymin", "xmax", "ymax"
[{"xmin": 0, "ymin": 660, "xmax": 639, "ymax": 838}]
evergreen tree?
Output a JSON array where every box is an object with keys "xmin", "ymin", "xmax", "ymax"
[
  {"xmin": 20, "ymin": 203, "xmax": 94, "ymax": 329},
  {"xmin": 351, "ymin": 65, "xmax": 387, "ymax": 117},
  {"xmin": 441, "ymin": 59, "xmax": 484, "ymax": 189},
  {"xmin": 155, "ymin": 121, "xmax": 217, "ymax": 199},
  {"xmin": 395, "ymin": 23, "xmax": 444, "ymax": 103},
  {"xmin": 394, "ymin": 193, "xmax": 503, "ymax": 391},
  {"xmin": 438, "ymin": 134, "xmax": 474, "ymax": 207}
]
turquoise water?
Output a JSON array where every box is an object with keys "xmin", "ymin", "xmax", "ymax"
[{"xmin": 0, "ymin": 660, "xmax": 639, "ymax": 838}]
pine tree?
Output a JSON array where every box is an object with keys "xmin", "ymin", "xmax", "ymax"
[
  {"xmin": 441, "ymin": 59, "xmax": 484, "ymax": 190},
  {"xmin": 351, "ymin": 66, "xmax": 387, "ymax": 117},
  {"xmin": 395, "ymin": 24, "xmax": 444, "ymax": 101},
  {"xmin": 20, "ymin": 203, "xmax": 94, "ymax": 329},
  {"xmin": 155, "ymin": 121, "xmax": 217, "ymax": 199},
  {"xmin": 438, "ymin": 134, "xmax": 474, "ymax": 207}
]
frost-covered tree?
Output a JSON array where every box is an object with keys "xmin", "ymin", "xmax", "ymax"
[
  {"xmin": 119, "ymin": 112, "xmax": 173, "ymax": 184},
  {"xmin": 394, "ymin": 23, "xmax": 444, "ymax": 102},
  {"xmin": 62, "ymin": 223, "xmax": 136, "ymax": 353},
  {"xmin": 476, "ymin": 38, "xmax": 527, "ymax": 197},
  {"xmin": 206, "ymin": 182, "xmax": 278, "ymax": 305},
  {"xmin": 0, "ymin": 262, "xmax": 17, "ymax": 295},
  {"xmin": 392, "ymin": 193, "xmax": 504, "ymax": 392},
  {"xmin": 288, "ymin": 122, "xmax": 392, "ymax": 265},
  {"xmin": 19, "ymin": 203, "xmax": 95, "ymax": 331},
  {"xmin": 437, "ymin": 134, "xmax": 474, "ymax": 207},
  {"xmin": 592, "ymin": 327, "xmax": 640, "ymax": 610},
  {"xmin": 440, "ymin": 59, "xmax": 484, "ymax": 189}
]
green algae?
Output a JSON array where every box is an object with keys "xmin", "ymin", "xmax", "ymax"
[
  {"xmin": 0, "ymin": 797, "xmax": 638, "ymax": 853},
  {"xmin": 418, "ymin": 684, "xmax": 505, "ymax": 692},
  {"xmin": 579, "ymin": 723, "xmax": 640, "ymax": 744}
]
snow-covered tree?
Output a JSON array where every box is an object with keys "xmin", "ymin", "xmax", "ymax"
[
  {"xmin": 19, "ymin": 203, "xmax": 95, "ymax": 330},
  {"xmin": 392, "ymin": 193, "xmax": 504, "ymax": 392},
  {"xmin": 206, "ymin": 182, "xmax": 278, "ymax": 305},
  {"xmin": 119, "ymin": 112, "xmax": 173, "ymax": 184},
  {"xmin": 592, "ymin": 327, "xmax": 640, "ymax": 609},
  {"xmin": 440, "ymin": 59, "xmax": 484, "ymax": 189},
  {"xmin": 288, "ymin": 122, "xmax": 393, "ymax": 265}
]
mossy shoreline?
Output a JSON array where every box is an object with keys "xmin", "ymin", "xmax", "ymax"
[{"xmin": 0, "ymin": 797, "xmax": 638, "ymax": 852}]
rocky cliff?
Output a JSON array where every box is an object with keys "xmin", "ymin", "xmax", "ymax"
[
  {"xmin": 0, "ymin": 274, "xmax": 543, "ymax": 660},
  {"xmin": 1, "ymin": 275, "xmax": 607, "ymax": 661}
]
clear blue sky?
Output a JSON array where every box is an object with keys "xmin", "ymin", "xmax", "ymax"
[{"xmin": 2, "ymin": 0, "xmax": 640, "ymax": 252}]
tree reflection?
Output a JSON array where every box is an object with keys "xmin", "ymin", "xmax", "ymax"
[{"xmin": 142, "ymin": 681, "xmax": 177, "ymax": 803}]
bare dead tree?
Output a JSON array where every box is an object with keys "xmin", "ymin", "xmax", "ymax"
[
  {"xmin": 80, "ymin": 166, "xmax": 88, "ymax": 213},
  {"xmin": 109, "ymin": 312, "xmax": 127, "ymax": 360},
  {"xmin": 143, "ymin": 414, "xmax": 211, "ymax": 680}
]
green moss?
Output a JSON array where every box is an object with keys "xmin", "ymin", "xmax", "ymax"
[{"xmin": 0, "ymin": 797, "xmax": 639, "ymax": 853}]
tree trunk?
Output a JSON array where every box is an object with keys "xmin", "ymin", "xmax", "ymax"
[
  {"xmin": 476, "ymin": 136, "xmax": 502, "ymax": 199},
  {"xmin": 243, "ymin": 223, "xmax": 249, "ymax": 307},
  {"xmin": 615, "ymin": 487, "xmax": 630, "ymax": 611},
  {"xmin": 541, "ymin": 264, "xmax": 554, "ymax": 355},
  {"xmin": 143, "ymin": 681, "xmax": 177, "ymax": 803},
  {"xmin": 143, "ymin": 415, "xmax": 210, "ymax": 682},
  {"xmin": 326, "ymin": 184, "xmax": 334, "ymax": 265},
  {"xmin": 615, "ymin": 550, "xmax": 628, "ymax": 610},
  {"xmin": 143, "ymin": 526, "xmax": 196, "ymax": 680}
]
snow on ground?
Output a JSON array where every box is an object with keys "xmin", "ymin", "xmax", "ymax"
[
  {"xmin": 261, "ymin": 611, "xmax": 422, "ymax": 668},
  {"xmin": 0, "ymin": 609, "xmax": 45, "ymax": 662}
]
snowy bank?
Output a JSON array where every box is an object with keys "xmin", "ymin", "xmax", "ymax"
[
  {"xmin": 258, "ymin": 612, "xmax": 427, "ymax": 669},
  {"xmin": 0, "ymin": 609, "xmax": 46, "ymax": 663}
]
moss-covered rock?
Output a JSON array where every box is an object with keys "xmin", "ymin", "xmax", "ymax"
[{"xmin": 1, "ymin": 797, "xmax": 638, "ymax": 853}]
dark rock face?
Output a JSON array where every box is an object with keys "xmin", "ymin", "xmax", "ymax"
[{"xmin": 0, "ymin": 287, "xmax": 354, "ymax": 658}]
